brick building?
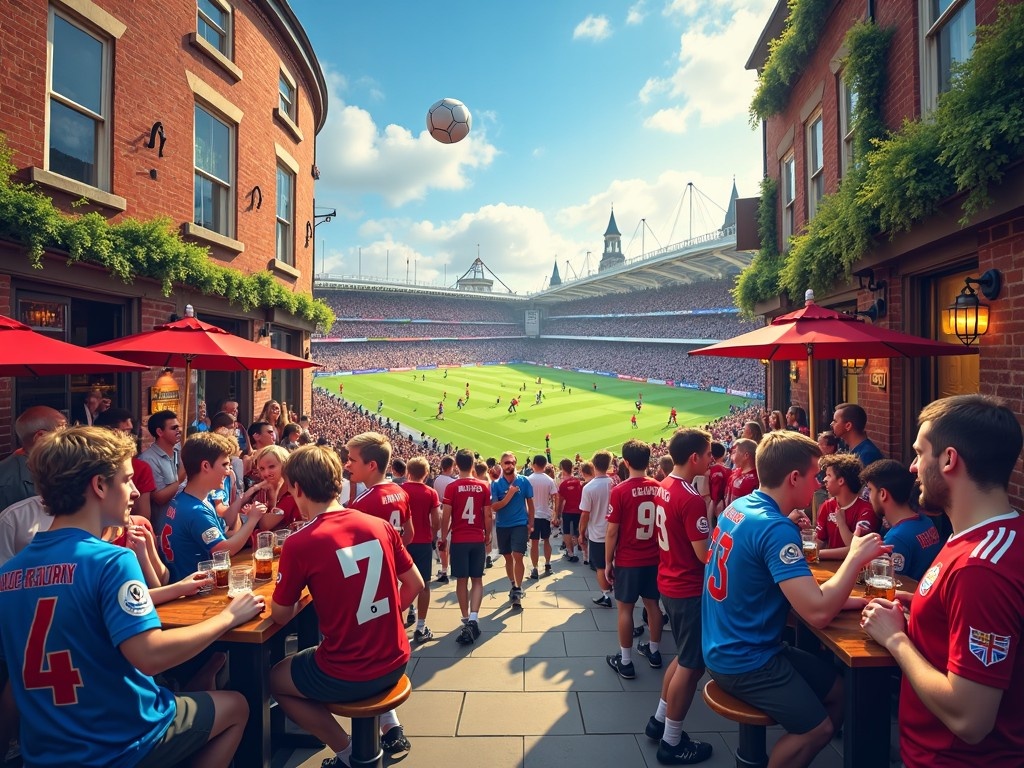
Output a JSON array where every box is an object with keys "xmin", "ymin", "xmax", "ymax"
[
  {"xmin": 0, "ymin": 0, "xmax": 327, "ymax": 453},
  {"xmin": 746, "ymin": 0, "xmax": 1023, "ymax": 499}
]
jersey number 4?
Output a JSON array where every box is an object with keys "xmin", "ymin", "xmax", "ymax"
[
  {"xmin": 336, "ymin": 539, "xmax": 390, "ymax": 625},
  {"xmin": 24, "ymin": 597, "xmax": 83, "ymax": 706},
  {"xmin": 706, "ymin": 528, "xmax": 735, "ymax": 601}
]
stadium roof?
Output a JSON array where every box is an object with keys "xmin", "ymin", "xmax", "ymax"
[{"xmin": 531, "ymin": 227, "xmax": 752, "ymax": 302}]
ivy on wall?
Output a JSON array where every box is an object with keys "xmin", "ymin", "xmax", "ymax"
[
  {"xmin": 0, "ymin": 135, "xmax": 335, "ymax": 330},
  {"xmin": 736, "ymin": 3, "xmax": 1024, "ymax": 313}
]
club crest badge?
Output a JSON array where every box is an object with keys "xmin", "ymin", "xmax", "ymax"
[{"xmin": 969, "ymin": 627, "xmax": 1010, "ymax": 667}]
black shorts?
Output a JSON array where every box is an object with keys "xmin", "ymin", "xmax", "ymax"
[
  {"xmin": 291, "ymin": 647, "xmax": 407, "ymax": 703},
  {"xmin": 612, "ymin": 564, "xmax": 659, "ymax": 604},
  {"xmin": 588, "ymin": 540, "xmax": 607, "ymax": 570},
  {"xmin": 561, "ymin": 513, "xmax": 581, "ymax": 537},
  {"xmin": 709, "ymin": 645, "xmax": 836, "ymax": 734},
  {"xmin": 529, "ymin": 519, "xmax": 552, "ymax": 541},
  {"xmin": 497, "ymin": 525, "xmax": 528, "ymax": 555},
  {"xmin": 406, "ymin": 543, "xmax": 433, "ymax": 586},
  {"xmin": 662, "ymin": 595, "xmax": 704, "ymax": 669},
  {"xmin": 450, "ymin": 541, "xmax": 485, "ymax": 579},
  {"xmin": 136, "ymin": 693, "xmax": 215, "ymax": 768}
]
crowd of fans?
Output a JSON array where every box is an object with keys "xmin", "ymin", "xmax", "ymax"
[
  {"xmin": 316, "ymin": 290, "xmax": 522, "ymax": 329},
  {"xmin": 326, "ymin": 321, "xmax": 523, "ymax": 340},
  {"xmin": 545, "ymin": 280, "xmax": 737, "ymax": 316},
  {"xmin": 541, "ymin": 314, "xmax": 758, "ymax": 341}
]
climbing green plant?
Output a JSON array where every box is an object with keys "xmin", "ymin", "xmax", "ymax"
[{"xmin": 0, "ymin": 135, "xmax": 334, "ymax": 329}]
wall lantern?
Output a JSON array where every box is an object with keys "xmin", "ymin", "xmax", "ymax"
[{"xmin": 944, "ymin": 269, "xmax": 1001, "ymax": 346}]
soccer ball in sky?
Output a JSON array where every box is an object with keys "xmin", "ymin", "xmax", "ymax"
[{"xmin": 426, "ymin": 98, "xmax": 471, "ymax": 144}]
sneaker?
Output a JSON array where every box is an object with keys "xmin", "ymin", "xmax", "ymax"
[
  {"xmin": 434, "ymin": 572, "xmax": 449, "ymax": 584},
  {"xmin": 413, "ymin": 626, "xmax": 434, "ymax": 643},
  {"xmin": 656, "ymin": 738, "xmax": 713, "ymax": 765},
  {"xmin": 583, "ymin": 560, "xmax": 590, "ymax": 566},
  {"xmin": 509, "ymin": 586, "xmax": 519, "ymax": 600},
  {"xmin": 568, "ymin": 555, "xmax": 580, "ymax": 563},
  {"xmin": 636, "ymin": 642, "xmax": 663, "ymax": 669},
  {"xmin": 405, "ymin": 607, "xmax": 416, "ymax": 627},
  {"xmin": 485, "ymin": 555, "xmax": 493, "ymax": 569},
  {"xmin": 529, "ymin": 567, "xmax": 539, "ymax": 580},
  {"xmin": 514, "ymin": 587, "xmax": 525, "ymax": 600},
  {"xmin": 456, "ymin": 623, "xmax": 476, "ymax": 645},
  {"xmin": 592, "ymin": 594, "xmax": 613, "ymax": 608},
  {"xmin": 544, "ymin": 562, "xmax": 552, "ymax": 574},
  {"xmin": 633, "ymin": 624, "xmax": 644, "ymax": 638},
  {"xmin": 645, "ymin": 715, "xmax": 665, "ymax": 742},
  {"xmin": 380, "ymin": 725, "xmax": 411, "ymax": 755},
  {"xmin": 320, "ymin": 756, "xmax": 351, "ymax": 768},
  {"xmin": 468, "ymin": 619, "xmax": 481, "ymax": 639},
  {"xmin": 606, "ymin": 652, "xmax": 636, "ymax": 680}
]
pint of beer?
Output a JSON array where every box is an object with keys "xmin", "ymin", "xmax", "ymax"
[
  {"xmin": 865, "ymin": 556, "xmax": 895, "ymax": 600},
  {"xmin": 213, "ymin": 564, "xmax": 230, "ymax": 588},
  {"xmin": 800, "ymin": 529, "xmax": 819, "ymax": 564},
  {"xmin": 254, "ymin": 547, "xmax": 274, "ymax": 581}
]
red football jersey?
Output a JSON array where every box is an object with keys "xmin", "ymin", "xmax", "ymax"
[
  {"xmin": 402, "ymin": 481, "xmax": 439, "ymax": 545},
  {"xmin": 131, "ymin": 458, "xmax": 157, "ymax": 495},
  {"xmin": 349, "ymin": 482, "xmax": 410, "ymax": 532},
  {"xmin": 559, "ymin": 476, "xmax": 583, "ymax": 514},
  {"xmin": 442, "ymin": 478, "xmax": 491, "ymax": 544},
  {"xmin": 726, "ymin": 468, "xmax": 758, "ymax": 505},
  {"xmin": 251, "ymin": 490, "xmax": 302, "ymax": 546},
  {"xmin": 657, "ymin": 475, "xmax": 711, "ymax": 599},
  {"xmin": 900, "ymin": 512, "xmax": 1024, "ymax": 767},
  {"xmin": 707, "ymin": 464, "xmax": 729, "ymax": 503},
  {"xmin": 273, "ymin": 509, "xmax": 414, "ymax": 681},
  {"xmin": 814, "ymin": 497, "xmax": 877, "ymax": 549},
  {"xmin": 607, "ymin": 476, "xmax": 662, "ymax": 568}
]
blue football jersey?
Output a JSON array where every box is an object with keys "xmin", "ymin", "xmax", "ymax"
[
  {"xmin": 702, "ymin": 490, "xmax": 812, "ymax": 675},
  {"xmin": 884, "ymin": 513, "xmax": 944, "ymax": 582},
  {"xmin": 0, "ymin": 528, "xmax": 174, "ymax": 767},
  {"xmin": 162, "ymin": 490, "xmax": 226, "ymax": 581}
]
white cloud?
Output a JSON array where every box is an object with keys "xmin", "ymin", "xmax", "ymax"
[
  {"xmin": 627, "ymin": 1, "xmax": 647, "ymax": 24},
  {"xmin": 314, "ymin": 86, "xmax": 499, "ymax": 207},
  {"xmin": 638, "ymin": 77, "xmax": 671, "ymax": 105},
  {"xmin": 573, "ymin": 15, "xmax": 612, "ymax": 41}
]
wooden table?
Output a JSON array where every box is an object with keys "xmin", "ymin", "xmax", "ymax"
[
  {"xmin": 156, "ymin": 555, "xmax": 320, "ymax": 768},
  {"xmin": 796, "ymin": 559, "xmax": 918, "ymax": 767}
]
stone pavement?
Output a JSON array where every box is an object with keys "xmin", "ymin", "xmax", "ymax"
[{"xmin": 273, "ymin": 547, "xmax": 882, "ymax": 768}]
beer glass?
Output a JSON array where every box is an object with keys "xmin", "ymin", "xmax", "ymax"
[
  {"xmin": 196, "ymin": 560, "xmax": 214, "ymax": 594},
  {"xmin": 273, "ymin": 529, "xmax": 289, "ymax": 557},
  {"xmin": 228, "ymin": 565, "xmax": 253, "ymax": 598},
  {"xmin": 801, "ymin": 528, "xmax": 819, "ymax": 564},
  {"xmin": 865, "ymin": 557, "xmax": 895, "ymax": 600},
  {"xmin": 254, "ymin": 532, "xmax": 274, "ymax": 581},
  {"xmin": 212, "ymin": 550, "xmax": 230, "ymax": 589}
]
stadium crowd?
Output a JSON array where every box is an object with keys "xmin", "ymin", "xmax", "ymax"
[
  {"xmin": 317, "ymin": 290, "xmax": 522, "ymax": 329},
  {"xmin": 326, "ymin": 321, "xmax": 523, "ymax": 339},
  {"xmin": 541, "ymin": 314, "xmax": 758, "ymax": 340},
  {"xmin": 544, "ymin": 280, "xmax": 737, "ymax": 316}
]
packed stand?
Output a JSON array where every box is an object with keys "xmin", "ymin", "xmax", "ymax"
[
  {"xmin": 544, "ymin": 279, "xmax": 738, "ymax": 316},
  {"xmin": 328, "ymin": 321, "xmax": 523, "ymax": 340},
  {"xmin": 541, "ymin": 314, "xmax": 758, "ymax": 341}
]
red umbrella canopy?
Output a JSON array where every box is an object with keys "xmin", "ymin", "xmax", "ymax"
[
  {"xmin": 689, "ymin": 297, "xmax": 976, "ymax": 361},
  {"xmin": 0, "ymin": 313, "xmax": 149, "ymax": 377},
  {"xmin": 90, "ymin": 312, "xmax": 318, "ymax": 372}
]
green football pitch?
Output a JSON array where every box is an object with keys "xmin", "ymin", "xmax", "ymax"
[{"xmin": 315, "ymin": 364, "xmax": 751, "ymax": 461}]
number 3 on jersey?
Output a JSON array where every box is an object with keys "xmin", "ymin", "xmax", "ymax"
[
  {"xmin": 336, "ymin": 539, "xmax": 389, "ymax": 625},
  {"xmin": 706, "ymin": 528, "xmax": 734, "ymax": 601},
  {"xmin": 24, "ymin": 597, "xmax": 83, "ymax": 706}
]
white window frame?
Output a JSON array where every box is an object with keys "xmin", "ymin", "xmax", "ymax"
[
  {"xmin": 839, "ymin": 74, "xmax": 857, "ymax": 178},
  {"xmin": 45, "ymin": 7, "xmax": 112, "ymax": 191},
  {"xmin": 920, "ymin": 0, "xmax": 976, "ymax": 114},
  {"xmin": 275, "ymin": 164, "xmax": 295, "ymax": 266},
  {"xmin": 193, "ymin": 103, "xmax": 235, "ymax": 237},
  {"xmin": 279, "ymin": 68, "xmax": 297, "ymax": 122},
  {"xmin": 781, "ymin": 152, "xmax": 796, "ymax": 249},
  {"xmin": 197, "ymin": 0, "xmax": 232, "ymax": 58},
  {"xmin": 806, "ymin": 112, "xmax": 825, "ymax": 221}
]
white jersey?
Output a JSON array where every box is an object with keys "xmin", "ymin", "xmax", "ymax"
[
  {"xmin": 580, "ymin": 476, "xmax": 613, "ymax": 542},
  {"xmin": 528, "ymin": 472, "xmax": 557, "ymax": 520}
]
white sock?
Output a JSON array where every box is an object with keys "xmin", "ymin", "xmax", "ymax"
[
  {"xmin": 620, "ymin": 646, "xmax": 632, "ymax": 664},
  {"xmin": 379, "ymin": 709, "xmax": 399, "ymax": 731},
  {"xmin": 416, "ymin": 619, "xmax": 425, "ymax": 631},
  {"xmin": 469, "ymin": 611, "xmax": 478, "ymax": 622},
  {"xmin": 461, "ymin": 616, "xmax": 469, "ymax": 624},
  {"xmin": 664, "ymin": 717, "xmax": 684, "ymax": 747},
  {"xmin": 655, "ymin": 699, "xmax": 668, "ymax": 722},
  {"xmin": 649, "ymin": 641, "xmax": 660, "ymax": 653},
  {"xmin": 603, "ymin": 589, "xmax": 612, "ymax": 598}
]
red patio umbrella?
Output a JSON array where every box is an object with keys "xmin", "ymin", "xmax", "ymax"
[
  {"xmin": 0, "ymin": 313, "xmax": 149, "ymax": 377},
  {"xmin": 689, "ymin": 291, "xmax": 977, "ymax": 434},
  {"xmin": 91, "ymin": 305, "xmax": 318, "ymax": 424}
]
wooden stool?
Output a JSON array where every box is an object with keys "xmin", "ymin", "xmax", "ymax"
[
  {"xmin": 325, "ymin": 675, "xmax": 412, "ymax": 768},
  {"xmin": 703, "ymin": 679, "xmax": 776, "ymax": 768}
]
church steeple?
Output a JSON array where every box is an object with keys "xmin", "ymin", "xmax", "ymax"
[
  {"xmin": 549, "ymin": 260, "xmax": 562, "ymax": 287},
  {"xmin": 722, "ymin": 177, "xmax": 739, "ymax": 229},
  {"xmin": 599, "ymin": 205, "xmax": 625, "ymax": 272}
]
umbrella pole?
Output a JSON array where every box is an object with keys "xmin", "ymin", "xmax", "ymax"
[
  {"xmin": 806, "ymin": 347, "xmax": 816, "ymax": 437},
  {"xmin": 182, "ymin": 360, "xmax": 192, "ymax": 430}
]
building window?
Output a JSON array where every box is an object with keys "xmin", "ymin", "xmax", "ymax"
[
  {"xmin": 276, "ymin": 164, "xmax": 295, "ymax": 265},
  {"xmin": 922, "ymin": 0, "xmax": 975, "ymax": 112},
  {"xmin": 197, "ymin": 0, "xmax": 231, "ymax": 56},
  {"xmin": 194, "ymin": 104, "xmax": 233, "ymax": 235},
  {"xmin": 781, "ymin": 153, "xmax": 796, "ymax": 248},
  {"xmin": 279, "ymin": 71, "xmax": 297, "ymax": 122},
  {"xmin": 46, "ymin": 10, "xmax": 110, "ymax": 189},
  {"xmin": 839, "ymin": 76, "xmax": 857, "ymax": 177},
  {"xmin": 806, "ymin": 113, "xmax": 824, "ymax": 220}
]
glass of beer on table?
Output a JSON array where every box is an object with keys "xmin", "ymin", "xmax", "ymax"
[
  {"xmin": 254, "ymin": 532, "xmax": 274, "ymax": 581},
  {"xmin": 865, "ymin": 556, "xmax": 896, "ymax": 600},
  {"xmin": 196, "ymin": 560, "xmax": 214, "ymax": 594},
  {"xmin": 212, "ymin": 550, "xmax": 230, "ymax": 588},
  {"xmin": 801, "ymin": 528, "xmax": 819, "ymax": 564},
  {"xmin": 228, "ymin": 565, "xmax": 253, "ymax": 598},
  {"xmin": 274, "ymin": 529, "xmax": 289, "ymax": 557}
]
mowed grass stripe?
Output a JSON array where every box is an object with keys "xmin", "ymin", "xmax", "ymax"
[{"xmin": 316, "ymin": 364, "xmax": 750, "ymax": 460}]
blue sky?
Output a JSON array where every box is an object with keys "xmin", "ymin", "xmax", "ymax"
[{"xmin": 290, "ymin": 0, "xmax": 776, "ymax": 294}]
